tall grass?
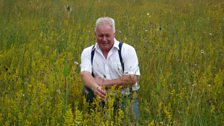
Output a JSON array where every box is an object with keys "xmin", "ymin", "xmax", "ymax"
[{"xmin": 0, "ymin": 0, "xmax": 223, "ymax": 125}]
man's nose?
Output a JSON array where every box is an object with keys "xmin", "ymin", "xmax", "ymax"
[{"xmin": 102, "ymin": 36, "xmax": 107, "ymax": 41}]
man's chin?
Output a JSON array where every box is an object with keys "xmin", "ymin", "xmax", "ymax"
[{"xmin": 101, "ymin": 47, "xmax": 111, "ymax": 51}]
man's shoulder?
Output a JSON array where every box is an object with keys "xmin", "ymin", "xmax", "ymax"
[
  {"xmin": 122, "ymin": 42, "xmax": 134, "ymax": 48},
  {"xmin": 82, "ymin": 45, "xmax": 95, "ymax": 53},
  {"xmin": 81, "ymin": 45, "xmax": 95, "ymax": 58},
  {"xmin": 121, "ymin": 42, "xmax": 136, "ymax": 52}
]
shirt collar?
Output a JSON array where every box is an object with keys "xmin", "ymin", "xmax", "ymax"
[{"xmin": 113, "ymin": 38, "xmax": 120, "ymax": 50}]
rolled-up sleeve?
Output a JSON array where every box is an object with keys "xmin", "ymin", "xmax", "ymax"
[
  {"xmin": 123, "ymin": 45, "xmax": 140, "ymax": 76},
  {"xmin": 80, "ymin": 47, "xmax": 92, "ymax": 73}
]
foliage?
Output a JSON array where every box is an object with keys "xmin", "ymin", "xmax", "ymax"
[{"xmin": 0, "ymin": 0, "xmax": 223, "ymax": 125}]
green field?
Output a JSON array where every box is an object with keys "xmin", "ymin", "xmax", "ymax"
[{"xmin": 0, "ymin": 0, "xmax": 224, "ymax": 125}]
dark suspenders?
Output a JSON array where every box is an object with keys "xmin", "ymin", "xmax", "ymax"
[
  {"xmin": 91, "ymin": 42, "xmax": 124, "ymax": 73},
  {"xmin": 91, "ymin": 45, "xmax": 95, "ymax": 77},
  {"xmin": 118, "ymin": 42, "xmax": 124, "ymax": 73}
]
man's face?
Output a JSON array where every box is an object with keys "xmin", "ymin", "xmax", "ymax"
[{"xmin": 95, "ymin": 24, "xmax": 115, "ymax": 52}]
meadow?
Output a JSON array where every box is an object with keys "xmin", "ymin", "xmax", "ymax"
[{"xmin": 0, "ymin": 0, "xmax": 223, "ymax": 125}]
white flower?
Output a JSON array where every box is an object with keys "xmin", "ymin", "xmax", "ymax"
[
  {"xmin": 201, "ymin": 49, "xmax": 205, "ymax": 54},
  {"xmin": 74, "ymin": 61, "xmax": 79, "ymax": 65},
  {"xmin": 147, "ymin": 13, "xmax": 151, "ymax": 18}
]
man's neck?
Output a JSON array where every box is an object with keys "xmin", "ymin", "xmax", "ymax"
[{"xmin": 100, "ymin": 42, "xmax": 114, "ymax": 59}]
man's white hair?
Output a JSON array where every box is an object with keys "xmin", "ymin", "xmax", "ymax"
[{"xmin": 95, "ymin": 17, "xmax": 115, "ymax": 33}]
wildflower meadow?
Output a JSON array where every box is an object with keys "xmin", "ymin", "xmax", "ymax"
[{"xmin": 0, "ymin": 0, "xmax": 223, "ymax": 125}]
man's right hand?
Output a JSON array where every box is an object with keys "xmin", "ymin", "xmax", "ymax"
[{"xmin": 93, "ymin": 85, "xmax": 106, "ymax": 101}]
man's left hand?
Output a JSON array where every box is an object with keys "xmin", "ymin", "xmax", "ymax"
[{"xmin": 95, "ymin": 76, "xmax": 104, "ymax": 86}]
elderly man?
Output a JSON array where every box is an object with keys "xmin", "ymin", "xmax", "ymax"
[{"xmin": 80, "ymin": 17, "xmax": 140, "ymax": 120}]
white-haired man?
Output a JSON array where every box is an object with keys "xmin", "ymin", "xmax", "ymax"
[{"xmin": 80, "ymin": 17, "xmax": 140, "ymax": 120}]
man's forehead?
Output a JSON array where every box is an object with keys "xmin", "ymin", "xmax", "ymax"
[
  {"xmin": 96, "ymin": 24, "xmax": 112, "ymax": 29},
  {"xmin": 96, "ymin": 24, "xmax": 113, "ymax": 33}
]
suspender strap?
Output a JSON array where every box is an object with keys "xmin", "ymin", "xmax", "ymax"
[
  {"xmin": 118, "ymin": 42, "xmax": 124, "ymax": 72},
  {"xmin": 91, "ymin": 45, "xmax": 95, "ymax": 65},
  {"xmin": 118, "ymin": 42, "xmax": 132, "ymax": 93},
  {"xmin": 91, "ymin": 45, "xmax": 95, "ymax": 77}
]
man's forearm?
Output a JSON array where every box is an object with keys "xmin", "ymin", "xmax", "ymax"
[
  {"xmin": 103, "ymin": 75, "xmax": 138, "ymax": 87},
  {"xmin": 80, "ymin": 71, "xmax": 98, "ymax": 90}
]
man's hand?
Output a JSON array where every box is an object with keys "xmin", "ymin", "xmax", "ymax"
[
  {"xmin": 94, "ymin": 76, "xmax": 106, "ymax": 100},
  {"xmin": 93, "ymin": 85, "xmax": 106, "ymax": 101},
  {"xmin": 80, "ymin": 71, "xmax": 106, "ymax": 100},
  {"xmin": 94, "ymin": 76, "xmax": 104, "ymax": 86},
  {"xmin": 121, "ymin": 75, "xmax": 137, "ymax": 85}
]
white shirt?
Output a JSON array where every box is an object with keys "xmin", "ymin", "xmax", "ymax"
[{"xmin": 80, "ymin": 39, "xmax": 140, "ymax": 93}]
